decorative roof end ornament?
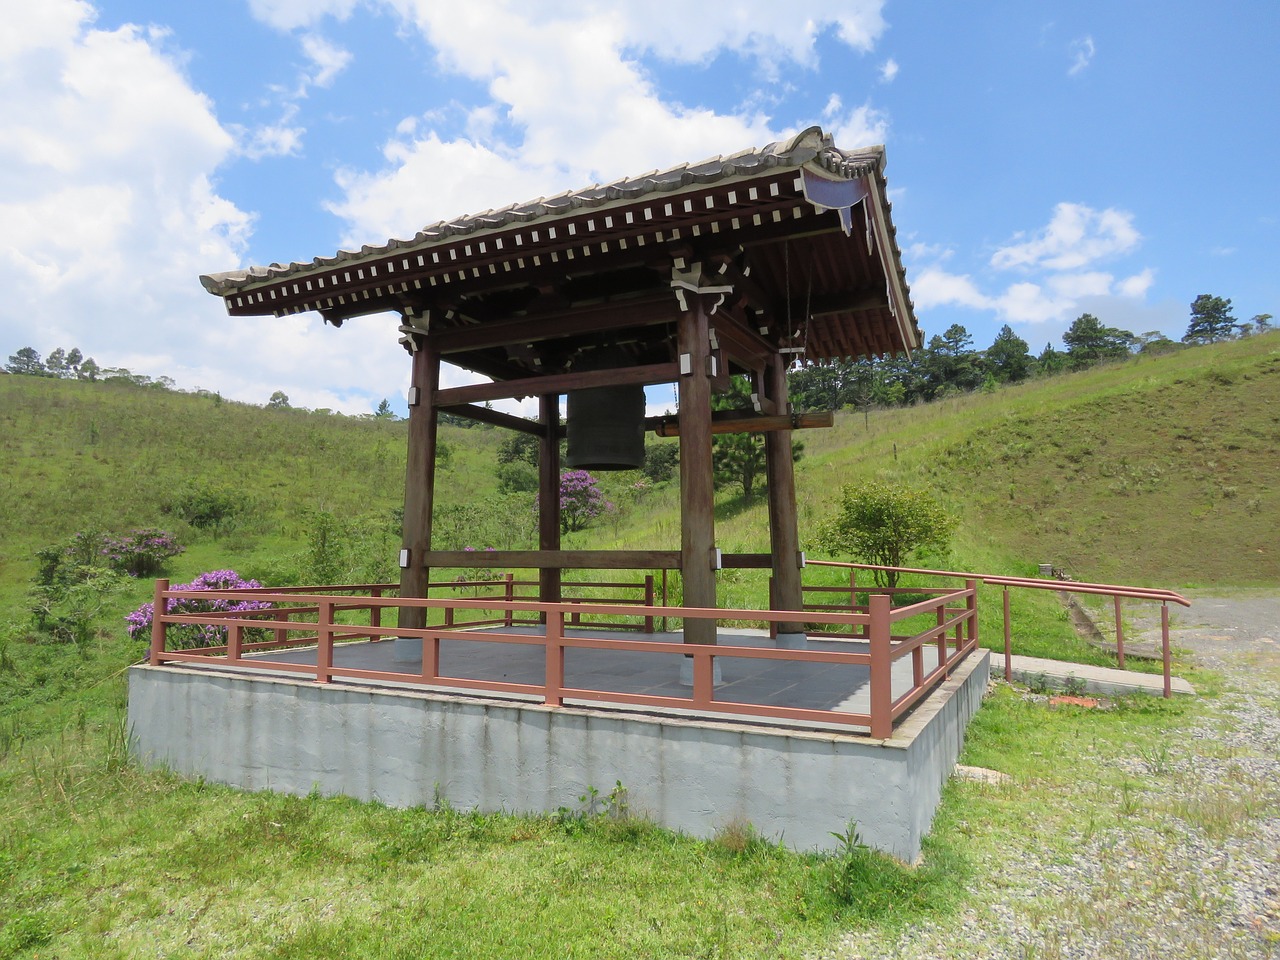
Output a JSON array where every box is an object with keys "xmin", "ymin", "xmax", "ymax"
[{"xmin": 800, "ymin": 168, "xmax": 871, "ymax": 238}]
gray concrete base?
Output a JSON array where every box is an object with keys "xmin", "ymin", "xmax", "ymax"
[
  {"xmin": 774, "ymin": 632, "xmax": 809, "ymax": 650},
  {"xmin": 677, "ymin": 657, "xmax": 724, "ymax": 686},
  {"xmin": 1007, "ymin": 654, "xmax": 1194, "ymax": 697},
  {"xmin": 127, "ymin": 650, "xmax": 989, "ymax": 861}
]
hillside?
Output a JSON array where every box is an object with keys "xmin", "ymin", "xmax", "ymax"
[{"xmin": 1, "ymin": 333, "xmax": 1277, "ymax": 605}]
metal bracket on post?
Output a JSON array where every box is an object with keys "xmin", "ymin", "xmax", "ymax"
[
  {"xmin": 711, "ymin": 547, "xmax": 723, "ymax": 570},
  {"xmin": 398, "ymin": 549, "xmax": 410, "ymax": 569}
]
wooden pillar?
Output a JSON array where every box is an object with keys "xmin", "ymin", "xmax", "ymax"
[
  {"xmin": 538, "ymin": 392, "xmax": 562, "ymax": 612},
  {"xmin": 763, "ymin": 355, "xmax": 804, "ymax": 636},
  {"xmin": 678, "ymin": 295, "xmax": 717, "ymax": 645},
  {"xmin": 397, "ymin": 340, "xmax": 440, "ymax": 630}
]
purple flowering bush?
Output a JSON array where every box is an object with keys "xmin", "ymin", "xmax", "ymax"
[
  {"xmin": 552, "ymin": 469, "xmax": 613, "ymax": 533},
  {"xmin": 101, "ymin": 528, "xmax": 184, "ymax": 577},
  {"xmin": 125, "ymin": 569, "xmax": 273, "ymax": 650}
]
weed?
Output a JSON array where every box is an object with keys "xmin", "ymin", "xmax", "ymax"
[
  {"xmin": 1063, "ymin": 674, "xmax": 1087, "ymax": 697},
  {"xmin": 1028, "ymin": 672, "xmax": 1051, "ymax": 694},
  {"xmin": 1136, "ymin": 741, "xmax": 1172, "ymax": 775}
]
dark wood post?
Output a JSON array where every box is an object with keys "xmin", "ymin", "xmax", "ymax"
[
  {"xmin": 678, "ymin": 293, "xmax": 717, "ymax": 645},
  {"xmin": 398, "ymin": 340, "xmax": 440, "ymax": 631},
  {"xmin": 763, "ymin": 355, "xmax": 804, "ymax": 639},
  {"xmin": 538, "ymin": 393, "xmax": 562, "ymax": 617}
]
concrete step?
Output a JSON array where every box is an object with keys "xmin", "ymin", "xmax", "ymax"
[{"xmin": 1006, "ymin": 654, "xmax": 1195, "ymax": 697}]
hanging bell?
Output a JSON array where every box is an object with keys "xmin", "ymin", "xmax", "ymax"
[{"xmin": 565, "ymin": 382, "xmax": 645, "ymax": 470}]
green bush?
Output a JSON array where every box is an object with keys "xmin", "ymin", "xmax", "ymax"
[{"xmin": 817, "ymin": 482, "xmax": 957, "ymax": 588}]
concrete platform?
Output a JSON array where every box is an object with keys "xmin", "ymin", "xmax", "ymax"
[
  {"xmin": 128, "ymin": 627, "xmax": 992, "ymax": 860},
  {"xmin": 1007, "ymin": 654, "xmax": 1194, "ymax": 697}
]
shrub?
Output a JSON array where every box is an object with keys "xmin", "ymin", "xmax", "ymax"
[
  {"xmin": 164, "ymin": 482, "xmax": 250, "ymax": 531},
  {"xmin": 817, "ymin": 482, "xmax": 957, "ymax": 588},
  {"xmin": 552, "ymin": 469, "xmax": 611, "ymax": 533},
  {"xmin": 100, "ymin": 528, "xmax": 184, "ymax": 577},
  {"xmin": 125, "ymin": 570, "xmax": 273, "ymax": 650}
]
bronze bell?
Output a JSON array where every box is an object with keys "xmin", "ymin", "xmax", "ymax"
[{"xmin": 565, "ymin": 382, "xmax": 644, "ymax": 470}]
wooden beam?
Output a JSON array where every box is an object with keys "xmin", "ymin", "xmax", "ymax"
[
  {"xmin": 538, "ymin": 394, "xmax": 562, "ymax": 609},
  {"xmin": 678, "ymin": 295, "xmax": 717, "ymax": 645},
  {"xmin": 432, "ymin": 293, "xmax": 678, "ymax": 354},
  {"xmin": 398, "ymin": 343, "xmax": 441, "ymax": 631},
  {"xmin": 434, "ymin": 362, "xmax": 677, "ymax": 406},
  {"xmin": 764, "ymin": 356, "xmax": 804, "ymax": 636},
  {"xmin": 424, "ymin": 550, "xmax": 681, "ymax": 570},
  {"xmin": 649, "ymin": 410, "xmax": 833, "ymax": 437},
  {"xmin": 445, "ymin": 403, "xmax": 546, "ymax": 434}
]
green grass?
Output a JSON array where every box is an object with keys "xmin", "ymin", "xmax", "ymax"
[{"xmin": 1, "ymin": 337, "xmax": 1274, "ymax": 956}]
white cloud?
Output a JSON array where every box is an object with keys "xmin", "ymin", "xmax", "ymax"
[
  {"xmin": 879, "ymin": 58, "xmax": 899, "ymax": 83},
  {"xmin": 991, "ymin": 203, "xmax": 1141, "ymax": 272},
  {"xmin": 1047, "ymin": 271, "xmax": 1113, "ymax": 299},
  {"xmin": 0, "ymin": 2, "xmax": 357, "ymax": 409},
  {"xmin": 911, "ymin": 267, "xmax": 994, "ymax": 311},
  {"xmin": 247, "ymin": 0, "xmax": 359, "ymax": 31},
  {"xmin": 1117, "ymin": 268, "xmax": 1155, "ymax": 298},
  {"xmin": 299, "ymin": 33, "xmax": 352, "ymax": 89},
  {"xmin": 1068, "ymin": 35, "xmax": 1095, "ymax": 76},
  {"xmin": 320, "ymin": 3, "xmax": 892, "ymax": 245}
]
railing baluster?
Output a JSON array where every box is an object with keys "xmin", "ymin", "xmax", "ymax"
[
  {"xmin": 316, "ymin": 598, "xmax": 333, "ymax": 683},
  {"xmin": 869, "ymin": 594, "xmax": 892, "ymax": 739},
  {"xmin": 150, "ymin": 578, "xmax": 168, "ymax": 665},
  {"xmin": 545, "ymin": 608, "xmax": 564, "ymax": 707},
  {"xmin": 1003, "ymin": 587, "xmax": 1012, "ymax": 682},
  {"xmin": 1113, "ymin": 594, "xmax": 1125, "ymax": 669},
  {"xmin": 1161, "ymin": 602, "xmax": 1172, "ymax": 698}
]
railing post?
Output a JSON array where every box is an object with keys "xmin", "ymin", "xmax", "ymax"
[
  {"xmin": 966, "ymin": 579, "xmax": 978, "ymax": 650},
  {"xmin": 869, "ymin": 593, "xmax": 892, "ymax": 739},
  {"xmin": 369, "ymin": 586, "xmax": 383, "ymax": 642},
  {"xmin": 643, "ymin": 575, "xmax": 655, "ymax": 634},
  {"xmin": 660, "ymin": 568, "xmax": 668, "ymax": 633},
  {"xmin": 546, "ymin": 606, "xmax": 564, "ymax": 707},
  {"xmin": 1003, "ymin": 587, "xmax": 1012, "ymax": 682},
  {"xmin": 228, "ymin": 622, "xmax": 243, "ymax": 664},
  {"xmin": 316, "ymin": 598, "xmax": 333, "ymax": 683},
  {"xmin": 693, "ymin": 645, "xmax": 715, "ymax": 708},
  {"xmin": 1161, "ymin": 601, "xmax": 1171, "ymax": 698},
  {"xmin": 768, "ymin": 576, "xmax": 778, "ymax": 639},
  {"xmin": 274, "ymin": 607, "xmax": 289, "ymax": 648},
  {"xmin": 1113, "ymin": 594, "xmax": 1125, "ymax": 670},
  {"xmin": 149, "ymin": 578, "xmax": 168, "ymax": 665},
  {"xmin": 504, "ymin": 574, "xmax": 514, "ymax": 627}
]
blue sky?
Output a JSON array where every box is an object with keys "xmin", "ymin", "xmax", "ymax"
[{"xmin": 3, "ymin": 0, "xmax": 1276, "ymax": 415}]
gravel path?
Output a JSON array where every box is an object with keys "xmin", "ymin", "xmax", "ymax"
[{"xmin": 820, "ymin": 592, "xmax": 1280, "ymax": 960}]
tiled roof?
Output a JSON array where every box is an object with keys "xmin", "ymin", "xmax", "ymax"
[{"xmin": 200, "ymin": 127, "xmax": 884, "ymax": 295}]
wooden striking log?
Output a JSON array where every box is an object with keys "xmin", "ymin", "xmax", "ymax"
[{"xmin": 648, "ymin": 410, "xmax": 833, "ymax": 437}]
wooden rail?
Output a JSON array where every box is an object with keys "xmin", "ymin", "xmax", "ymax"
[
  {"xmin": 146, "ymin": 578, "xmax": 979, "ymax": 740},
  {"xmin": 805, "ymin": 560, "xmax": 1188, "ymax": 697}
]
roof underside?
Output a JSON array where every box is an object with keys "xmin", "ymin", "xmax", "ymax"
[{"xmin": 201, "ymin": 128, "xmax": 919, "ymax": 383}]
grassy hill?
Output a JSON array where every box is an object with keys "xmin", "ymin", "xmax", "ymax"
[
  {"xmin": 4, "ymin": 336, "xmax": 1270, "ymax": 958},
  {"xmin": 2, "ymin": 331, "xmax": 1276, "ymax": 605}
]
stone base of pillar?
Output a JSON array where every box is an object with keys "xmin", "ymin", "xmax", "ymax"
[
  {"xmin": 775, "ymin": 632, "xmax": 809, "ymax": 650},
  {"xmin": 678, "ymin": 656, "xmax": 723, "ymax": 687}
]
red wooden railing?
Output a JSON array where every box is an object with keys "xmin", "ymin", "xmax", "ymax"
[
  {"xmin": 145, "ymin": 577, "xmax": 979, "ymax": 740},
  {"xmin": 804, "ymin": 560, "xmax": 1190, "ymax": 697}
]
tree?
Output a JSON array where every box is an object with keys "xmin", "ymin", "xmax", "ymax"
[
  {"xmin": 985, "ymin": 325, "xmax": 1032, "ymax": 383},
  {"xmin": 77, "ymin": 357, "xmax": 100, "ymax": 381},
  {"xmin": 65, "ymin": 348, "xmax": 82, "ymax": 374},
  {"xmin": 710, "ymin": 377, "xmax": 802, "ymax": 498},
  {"xmin": 1062, "ymin": 313, "xmax": 1133, "ymax": 369},
  {"xmin": 267, "ymin": 390, "xmax": 290, "ymax": 409},
  {"xmin": 1249, "ymin": 313, "xmax": 1273, "ymax": 335},
  {"xmin": 1036, "ymin": 343, "xmax": 1068, "ymax": 376},
  {"xmin": 46, "ymin": 348, "xmax": 68, "ymax": 377},
  {"xmin": 1183, "ymin": 294, "xmax": 1238, "ymax": 344},
  {"xmin": 556, "ymin": 470, "xmax": 610, "ymax": 533},
  {"xmin": 373, "ymin": 398, "xmax": 395, "ymax": 419},
  {"xmin": 6, "ymin": 346, "xmax": 46, "ymax": 376},
  {"xmin": 816, "ymin": 482, "xmax": 957, "ymax": 588}
]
